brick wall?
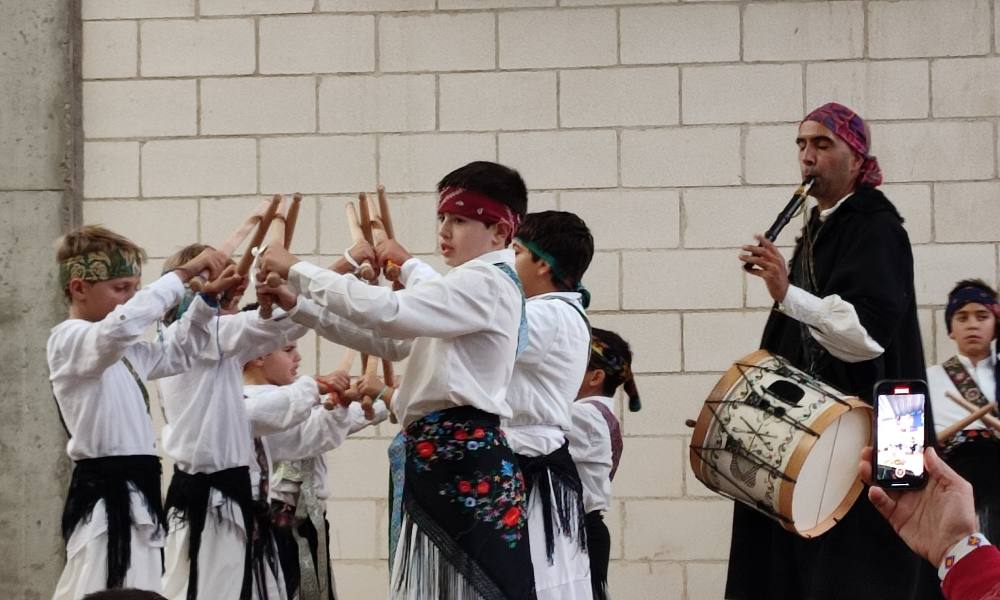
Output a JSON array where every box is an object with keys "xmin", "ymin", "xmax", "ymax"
[{"xmin": 80, "ymin": 1, "xmax": 1000, "ymax": 597}]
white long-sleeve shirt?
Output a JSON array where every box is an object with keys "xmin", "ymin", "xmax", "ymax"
[
  {"xmin": 928, "ymin": 353, "xmax": 997, "ymax": 435},
  {"xmin": 267, "ymin": 396, "xmax": 388, "ymax": 501},
  {"xmin": 244, "ymin": 378, "xmax": 321, "ymax": 501},
  {"xmin": 47, "ymin": 272, "xmax": 215, "ymax": 460},
  {"xmin": 503, "ymin": 292, "xmax": 590, "ymax": 457},
  {"xmin": 776, "ymin": 194, "xmax": 884, "ymax": 364},
  {"xmin": 289, "ymin": 294, "xmax": 412, "ymax": 361},
  {"xmin": 287, "ymin": 249, "xmax": 522, "ymax": 427},
  {"xmin": 158, "ymin": 306, "xmax": 309, "ymax": 474},
  {"xmin": 566, "ymin": 396, "xmax": 616, "ymax": 513}
]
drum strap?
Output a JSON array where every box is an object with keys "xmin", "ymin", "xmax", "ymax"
[
  {"xmin": 583, "ymin": 400, "xmax": 622, "ymax": 481},
  {"xmin": 942, "ymin": 355, "xmax": 997, "ymax": 416}
]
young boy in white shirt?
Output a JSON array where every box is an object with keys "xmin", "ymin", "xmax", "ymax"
[
  {"xmin": 567, "ymin": 328, "xmax": 640, "ymax": 600},
  {"xmin": 259, "ymin": 161, "xmax": 536, "ymax": 599},
  {"xmin": 156, "ymin": 244, "xmax": 317, "ymax": 600},
  {"xmin": 928, "ymin": 279, "xmax": 1000, "ymax": 540},
  {"xmin": 243, "ymin": 338, "xmax": 389, "ymax": 600},
  {"xmin": 49, "ymin": 226, "xmax": 231, "ymax": 599},
  {"xmin": 507, "ymin": 211, "xmax": 595, "ymax": 600}
]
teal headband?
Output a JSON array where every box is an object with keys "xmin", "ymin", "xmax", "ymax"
[{"xmin": 515, "ymin": 237, "xmax": 591, "ymax": 309}]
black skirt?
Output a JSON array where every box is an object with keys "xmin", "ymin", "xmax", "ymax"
[
  {"xmin": 164, "ymin": 465, "xmax": 254, "ymax": 600},
  {"xmin": 61, "ymin": 454, "xmax": 166, "ymax": 589},
  {"xmin": 393, "ymin": 406, "xmax": 537, "ymax": 600}
]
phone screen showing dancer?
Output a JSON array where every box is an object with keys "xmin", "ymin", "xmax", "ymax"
[{"xmin": 873, "ymin": 380, "xmax": 930, "ymax": 489}]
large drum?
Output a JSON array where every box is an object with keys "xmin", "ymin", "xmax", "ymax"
[{"xmin": 689, "ymin": 350, "xmax": 872, "ymax": 538}]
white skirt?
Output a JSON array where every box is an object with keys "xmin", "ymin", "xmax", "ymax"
[
  {"xmin": 52, "ymin": 495, "xmax": 164, "ymax": 600},
  {"xmin": 162, "ymin": 497, "xmax": 249, "ymax": 600},
  {"xmin": 528, "ymin": 471, "xmax": 593, "ymax": 600}
]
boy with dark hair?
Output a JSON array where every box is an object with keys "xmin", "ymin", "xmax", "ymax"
[
  {"xmin": 259, "ymin": 161, "xmax": 537, "ymax": 599},
  {"xmin": 49, "ymin": 226, "xmax": 231, "ymax": 599},
  {"xmin": 507, "ymin": 210, "xmax": 595, "ymax": 599},
  {"xmin": 568, "ymin": 328, "xmax": 640, "ymax": 600},
  {"xmin": 928, "ymin": 279, "xmax": 1000, "ymax": 540}
]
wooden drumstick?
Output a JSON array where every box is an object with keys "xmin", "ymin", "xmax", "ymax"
[
  {"xmin": 235, "ymin": 195, "xmax": 282, "ymax": 277},
  {"xmin": 945, "ymin": 390, "xmax": 1000, "ymax": 433},
  {"xmin": 376, "ymin": 186, "xmax": 402, "ymax": 282},
  {"xmin": 345, "ymin": 201, "xmax": 376, "ymax": 281},
  {"xmin": 938, "ymin": 402, "xmax": 999, "ymax": 443},
  {"xmin": 188, "ymin": 199, "xmax": 271, "ymax": 292}
]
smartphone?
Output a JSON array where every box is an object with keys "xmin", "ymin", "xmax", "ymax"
[{"xmin": 873, "ymin": 379, "xmax": 931, "ymax": 489}]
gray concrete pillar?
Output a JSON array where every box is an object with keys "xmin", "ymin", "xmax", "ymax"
[{"xmin": 0, "ymin": 0, "xmax": 80, "ymax": 597}]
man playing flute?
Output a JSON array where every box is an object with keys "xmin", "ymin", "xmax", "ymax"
[{"xmin": 734, "ymin": 102, "xmax": 929, "ymax": 599}]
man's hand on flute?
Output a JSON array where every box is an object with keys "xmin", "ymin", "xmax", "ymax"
[{"xmin": 259, "ymin": 244, "xmax": 300, "ymax": 282}]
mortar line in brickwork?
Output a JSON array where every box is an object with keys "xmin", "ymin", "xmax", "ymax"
[
  {"xmin": 313, "ymin": 75, "xmax": 320, "ymax": 133},
  {"xmin": 615, "ymin": 8, "xmax": 622, "ymax": 65},
  {"xmin": 374, "ymin": 12, "xmax": 382, "ymax": 73},
  {"xmin": 863, "ymin": 0, "xmax": 870, "ymax": 59},
  {"xmin": 195, "ymin": 78, "xmax": 202, "ymax": 135},
  {"xmin": 137, "ymin": 141, "xmax": 144, "ymax": 198},
  {"xmin": 253, "ymin": 16, "xmax": 261, "ymax": 75},
  {"xmin": 493, "ymin": 11, "xmax": 500, "ymax": 70},
  {"xmin": 434, "ymin": 74, "xmax": 440, "ymax": 131}
]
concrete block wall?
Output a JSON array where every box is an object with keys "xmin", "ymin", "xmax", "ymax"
[{"xmin": 79, "ymin": 1, "xmax": 1000, "ymax": 597}]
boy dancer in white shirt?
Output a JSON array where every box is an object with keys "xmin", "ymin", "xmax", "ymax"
[
  {"xmin": 259, "ymin": 161, "xmax": 537, "ymax": 599},
  {"xmin": 567, "ymin": 328, "xmax": 640, "ymax": 600},
  {"xmin": 928, "ymin": 279, "xmax": 1000, "ymax": 540},
  {"xmin": 157, "ymin": 244, "xmax": 317, "ymax": 600},
  {"xmin": 49, "ymin": 226, "xmax": 231, "ymax": 599},
  {"xmin": 507, "ymin": 211, "xmax": 595, "ymax": 600},
  {"xmin": 243, "ymin": 336, "xmax": 389, "ymax": 600}
]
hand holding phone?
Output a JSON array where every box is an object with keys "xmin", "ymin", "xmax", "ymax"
[{"xmin": 873, "ymin": 380, "xmax": 932, "ymax": 490}]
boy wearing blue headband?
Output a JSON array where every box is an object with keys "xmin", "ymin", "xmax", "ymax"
[
  {"xmin": 928, "ymin": 279, "xmax": 1000, "ymax": 541},
  {"xmin": 508, "ymin": 210, "xmax": 596, "ymax": 600}
]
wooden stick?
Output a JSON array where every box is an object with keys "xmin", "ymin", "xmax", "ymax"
[
  {"xmin": 259, "ymin": 197, "xmax": 288, "ymax": 318},
  {"xmin": 377, "ymin": 185, "xmax": 395, "ymax": 239},
  {"xmin": 358, "ymin": 192, "xmax": 374, "ymax": 247},
  {"xmin": 360, "ymin": 355, "xmax": 379, "ymax": 420},
  {"xmin": 322, "ymin": 349, "xmax": 357, "ymax": 410},
  {"xmin": 284, "ymin": 193, "xmax": 302, "ymax": 249},
  {"xmin": 345, "ymin": 201, "xmax": 376, "ymax": 281},
  {"xmin": 338, "ymin": 348, "xmax": 356, "ymax": 374},
  {"xmin": 235, "ymin": 195, "xmax": 282, "ymax": 277},
  {"xmin": 189, "ymin": 199, "xmax": 271, "ymax": 291},
  {"xmin": 367, "ymin": 195, "xmax": 401, "ymax": 282},
  {"xmin": 945, "ymin": 389, "xmax": 1000, "ymax": 433},
  {"xmin": 938, "ymin": 402, "xmax": 999, "ymax": 443}
]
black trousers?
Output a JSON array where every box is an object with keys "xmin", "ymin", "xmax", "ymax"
[{"xmin": 585, "ymin": 511, "xmax": 610, "ymax": 600}]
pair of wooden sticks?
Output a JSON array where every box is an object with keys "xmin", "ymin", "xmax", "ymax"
[
  {"xmin": 344, "ymin": 185, "xmax": 399, "ymax": 420},
  {"xmin": 938, "ymin": 389, "xmax": 1000, "ymax": 443},
  {"xmin": 190, "ymin": 193, "xmax": 301, "ymax": 306}
]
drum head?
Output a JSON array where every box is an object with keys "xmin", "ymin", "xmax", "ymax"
[{"xmin": 790, "ymin": 407, "xmax": 870, "ymax": 537}]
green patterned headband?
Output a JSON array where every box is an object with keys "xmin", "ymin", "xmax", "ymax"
[
  {"xmin": 59, "ymin": 249, "xmax": 142, "ymax": 290},
  {"xmin": 515, "ymin": 237, "xmax": 591, "ymax": 309}
]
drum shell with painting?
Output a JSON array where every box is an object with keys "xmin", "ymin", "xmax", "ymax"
[{"xmin": 689, "ymin": 349, "xmax": 872, "ymax": 538}]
